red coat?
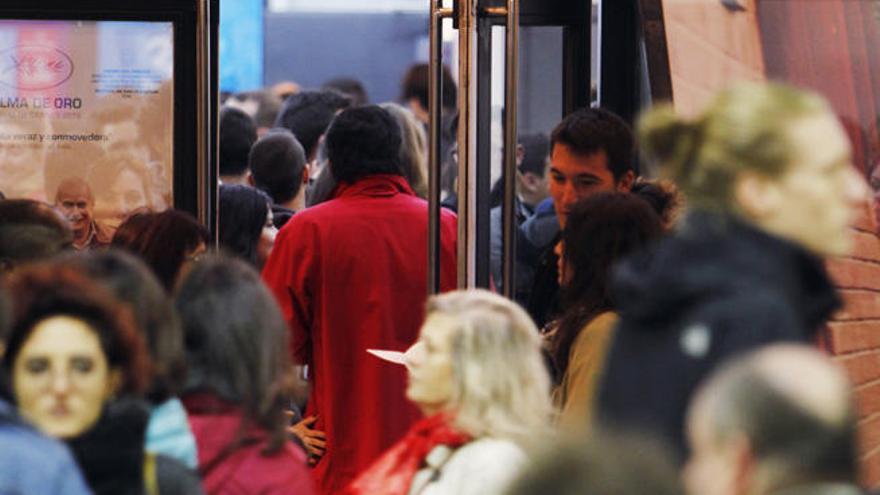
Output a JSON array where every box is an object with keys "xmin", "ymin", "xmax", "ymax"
[
  {"xmin": 262, "ymin": 174, "xmax": 458, "ymax": 494},
  {"xmin": 183, "ymin": 394, "xmax": 316, "ymax": 495}
]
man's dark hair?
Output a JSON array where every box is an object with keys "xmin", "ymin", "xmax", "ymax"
[
  {"xmin": 219, "ymin": 106, "xmax": 258, "ymax": 177},
  {"xmin": 274, "ymin": 89, "xmax": 352, "ymax": 160},
  {"xmin": 551, "ymin": 107, "xmax": 635, "ymax": 180},
  {"xmin": 400, "ymin": 63, "xmax": 457, "ymax": 110},
  {"xmin": 322, "ymin": 77, "xmax": 369, "ymax": 106},
  {"xmin": 518, "ymin": 133, "xmax": 550, "ymax": 177},
  {"xmin": 175, "ymin": 255, "xmax": 296, "ymax": 455},
  {"xmin": 0, "ymin": 199, "xmax": 73, "ymax": 271},
  {"xmin": 325, "ymin": 105, "xmax": 403, "ymax": 184},
  {"xmin": 56, "ymin": 249, "xmax": 186, "ymax": 404},
  {"xmin": 249, "ymin": 129, "xmax": 307, "ymax": 204},
  {"xmin": 232, "ymin": 90, "xmax": 283, "ymax": 128}
]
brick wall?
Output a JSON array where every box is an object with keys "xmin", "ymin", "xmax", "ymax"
[{"xmin": 826, "ymin": 205, "xmax": 880, "ymax": 487}]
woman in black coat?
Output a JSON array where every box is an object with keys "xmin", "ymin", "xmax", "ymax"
[{"xmin": 596, "ymin": 82, "xmax": 868, "ymax": 459}]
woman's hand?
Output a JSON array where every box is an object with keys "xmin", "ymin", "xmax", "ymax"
[{"xmin": 288, "ymin": 414, "xmax": 327, "ymax": 464}]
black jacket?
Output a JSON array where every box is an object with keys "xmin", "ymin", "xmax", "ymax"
[
  {"xmin": 67, "ymin": 399, "xmax": 204, "ymax": 495},
  {"xmin": 597, "ymin": 211, "xmax": 840, "ymax": 459}
]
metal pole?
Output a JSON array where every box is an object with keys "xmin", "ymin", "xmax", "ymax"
[
  {"xmin": 456, "ymin": 0, "xmax": 478, "ymax": 288},
  {"xmin": 427, "ymin": 0, "xmax": 444, "ymax": 295},
  {"xmin": 501, "ymin": 0, "xmax": 519, "ymax": 298},
  {"xmin": 196, "ymin": 0, "xmax": 213, "ymax": 234}
]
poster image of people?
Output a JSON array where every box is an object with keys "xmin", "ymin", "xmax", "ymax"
[{"xmin": 0, "ymin": 19, "xmax": 174, "ymax": 243}]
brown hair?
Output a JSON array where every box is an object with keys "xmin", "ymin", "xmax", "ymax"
[{"xmin": 3, "ymin": 264, "xmax": 151, "ymax": 396}]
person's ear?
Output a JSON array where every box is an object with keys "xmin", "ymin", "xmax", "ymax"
[
  {"xmin": 516, "ymin": 144, "xmax": 525, "ymax": 167},
  {"xmin": 302, "ymin": 165, "xmax": 310, "ymax": 185},
  {"xmin": 735, "ymin": 172, "xmax": 782, "ymax": 221},
  {"xmin": 247, "ymin": 173, "xmax": 256, "ymax": 187},
  {"xmin": 616, "ymin": 170, "xmax": 636, "ymax": 192}
]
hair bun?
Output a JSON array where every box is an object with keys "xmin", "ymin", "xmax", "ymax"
[{"xmin": 637, "ymin": 104, "xmax": 702, "ymax": 179}]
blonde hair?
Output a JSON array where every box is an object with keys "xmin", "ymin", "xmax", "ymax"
[
  {"xmin": 380, "ymin": 102, "xmax": 428, "ymax": 198},
  {"xmin": 638, "ymin": 82, "xmax": 830, "ymax": 212},
  {"xmin": 426, "ymin": 289, "xmax": 552, "ymax": 446}
]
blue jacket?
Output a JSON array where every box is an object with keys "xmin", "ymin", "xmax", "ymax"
[
  {"xmin": 0, "ymin": 398, "xmax": 92, "ymax": 494},
  {"xmin": 145, "ymin": 397, "xmax": 198, "ymax": 469}
]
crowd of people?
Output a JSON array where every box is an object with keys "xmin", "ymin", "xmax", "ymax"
[{"xmin": 0, "ymin": 68, "xmax": 874, "ymax": 495}]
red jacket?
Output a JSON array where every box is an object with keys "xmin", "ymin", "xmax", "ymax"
[
  {"xmin": 183, "ymin": 394, "xmax": 316, "ymax": 495},
  {"xmin": 262, "ymin": 175, "xmax": 458, "ymax": 494}
]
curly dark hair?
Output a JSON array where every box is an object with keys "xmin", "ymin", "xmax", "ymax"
[{"xmin": 2, "ymin": 264, "xmax": 151, "ymax": 396}]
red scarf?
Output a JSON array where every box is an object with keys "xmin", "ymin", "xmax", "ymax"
[{"xmin": 343, "ymin": 413, "xmax": 471, "ymax": 495}]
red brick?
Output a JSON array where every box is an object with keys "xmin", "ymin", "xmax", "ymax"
[
  {"xmin": 856, "ymin": 381, "xmax": 880, "ymax": 419},
  {"xmin": 836, "ymin": 290, "xmax": 880, "ymax": 321},
  {"xmin": 852, "ymin": 202, "xmax": 876, "ymax": 233},
  {"xmin": 840, "ymin": 352, "xmax": 880, "ymax": 386},
  {"xmin": 848, "ymin": 230, "xmax": 880, "ymax": 261},
  {"xmin": 862, "ymin": 449, "xmax": 880, "ymax": 488},
  {"xmin": 828, "ymin": 259, "xmax": 880, "ymax": 291},
  {"xmin": 827, "ymin": 321, "xmax": 880, "ymax": 354},
  {"xmin": 859, "ymin": 414, "xmax": 880, "ymax": 458}
]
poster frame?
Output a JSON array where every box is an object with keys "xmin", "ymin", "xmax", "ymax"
[{"xmin": 0, "ymin": 0, "xmax": 218, "ymax": 233}]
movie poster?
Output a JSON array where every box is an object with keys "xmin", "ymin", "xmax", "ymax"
[{"xmin": 0, "ymin": 20, "xmax": 174, "ymax": 229}]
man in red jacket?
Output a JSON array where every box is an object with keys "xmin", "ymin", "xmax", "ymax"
[{"xmin": 263, "ymin": 105, "xmax": 457, "ymax": 494}]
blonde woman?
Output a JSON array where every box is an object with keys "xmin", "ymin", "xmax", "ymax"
[
  {"xmin": 346, "ymin": 289, "xmax": 552, "ymax": 495},
  {"xmin": 597, "ymin": 82, "xmax": 868, "ymax": 457}
]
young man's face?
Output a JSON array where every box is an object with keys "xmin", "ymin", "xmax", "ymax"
[{"xmin": 548, "ymin": 143, "xmax": 633, "ymax": 229}]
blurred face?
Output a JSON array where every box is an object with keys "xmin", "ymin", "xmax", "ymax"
[
  {"xmin": 751, "ymin": 113, "xmax": 868, "ymax": 256},
  {"xmin": 103, "ymin": 121, "xmax": 151, "ymax": 162},
  {"xmin": 0, "ymin": 121, "xmax": 44, "ymax": 198},
  {"xmin": 13, "ymin": 316, "xmax": 119, "ymax": 439},
  {"xmin": 405, "ymin": 312, "xmax": 455, "ymax": 414},
  {"xmin": 257, "ymin": 208, "xmax": 278, "ymax": 268},
  {"xmin": 95, "ymin": 167, "xmax": 151, "ymax": 227},
  {"xmin": 55, "ymin": 184, "xmax": 94, "ymax": 238},
  {"xmin": 684, "ymin": 406, "xmax": 739, "ymax": 495},
  {"xmin": 549, "ymin": 144, "xmax": 630, "ymax": 229}
]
